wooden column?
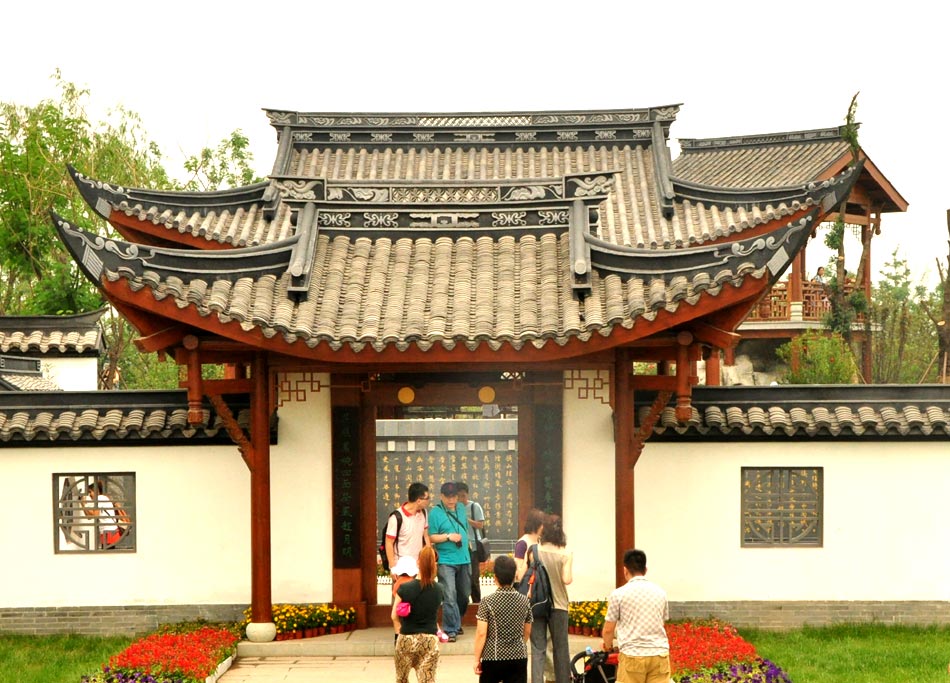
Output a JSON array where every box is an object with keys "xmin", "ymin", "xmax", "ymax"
[
  {"xmin": 614, "ymin": 348, "xmax": 635, "ymax": 587},
  {"xmin": 359, "ymin": 391, "xmax": 377, "ymax": 617},
  {"xmin": 249, "ymin": 353, "xmax": 273, "ymax": 625},
  {"xmin": 790, "ymin": 251, "xmax": 804, "ymax": 303},
  {"xmin": 861, "ymin": 212, "xmax": 876, "ymax": 382},
  {"xmin": 329, "ymin": 374, "xmax": 371, "ymax": 628},
  {"xmin": 517, "ymin": 386, "xmax": 536, "ymax": 533},
  {"xmin": 706, "ymin": 347, "xmax": 722, "ymax": 386}
]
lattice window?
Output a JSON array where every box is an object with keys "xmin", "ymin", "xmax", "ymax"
[
  {"xmin": 741, "ymin": 467, "xmax": 822, "ymax": 547},
  {"xmin": 54, "ymin": 473, "xmax": 135, "ymax": 553}
]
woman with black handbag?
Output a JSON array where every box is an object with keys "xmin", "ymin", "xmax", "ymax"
[{"xmin": 529, "ymin": 515, "xmax": 573, "ymax": 683}]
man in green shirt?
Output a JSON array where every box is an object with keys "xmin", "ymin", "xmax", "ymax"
[{"xmin": 428, "ymin": 481, "xmax": 470, "ymax": 641}]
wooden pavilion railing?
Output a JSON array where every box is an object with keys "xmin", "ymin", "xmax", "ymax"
[{"xmin": 746, "ymin": 281, "xmax": 860, "ymax": 322}]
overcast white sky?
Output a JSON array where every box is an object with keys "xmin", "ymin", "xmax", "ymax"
[{"xmin": 2, "ymin": 1, "xmax": 947, "ymax": 287}]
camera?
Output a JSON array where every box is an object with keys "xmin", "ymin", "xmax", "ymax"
[{"xmin": 454, "ymin": 540, "xmax": 463, "ymax": 548}]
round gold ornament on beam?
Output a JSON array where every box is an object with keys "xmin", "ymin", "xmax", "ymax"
[{"xmin": 478, "ymin": 386, "xmax": 496, "ymax": 404}]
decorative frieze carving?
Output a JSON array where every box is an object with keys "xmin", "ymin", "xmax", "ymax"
[
  {"xmin": 564, "ymin": 369, "xmax": 610, "ymax": 404},
  {"xmin": 317, "ymin": 212, "xmax": 352, "ymax": 228},
  {"xmin": 491, "ymin": 211, "xmax": 528, "ymax": 227},
  {"xmin": 409, "ymin": 213, "xmax": 480, "ymax": 228},
  {"xmin": 567, "ymin": 175, "xmax": 616, "ymax": 198},
  {"xmin": 276, "ymin": 372, "xmax": 328, "ymax": 407},
  {"xmin": 392, "ymin": 187, "xmax": 497, "ymax": 204},
  {"xmin": 538, "ymin": 209, "xmax": 570, "ymax": 226},
  {"xmin": 275, "ymin": 179, "xmax": 324, "ymax": 201},
  {"xmin": 363, "ymin": 212, "xmax": 400, "ymax": 228},
  {"xmin": 454, "ymin": 132, "xmax": 495, "ymax": 143}
]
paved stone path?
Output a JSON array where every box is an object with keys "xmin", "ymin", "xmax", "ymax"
[{"xmin": 220, "ymin": 627, "xmax": 602, "ymax": 682}]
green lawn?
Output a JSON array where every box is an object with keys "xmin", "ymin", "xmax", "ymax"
[
  {"xmin": 741, "ymin": 623, "xmax": 950, "ymax": 683},
  {"xmin": 0, "ymin": 634, "xmax": 132, "ymax": 683},
  {"xmin": 4, "ymin": 624, "xmax": 950, "ymax": 683}
]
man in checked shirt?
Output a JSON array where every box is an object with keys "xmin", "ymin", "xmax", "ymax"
[{"xmin": 601, "ymin": 549, "xmax": 670, "ymax": 683}]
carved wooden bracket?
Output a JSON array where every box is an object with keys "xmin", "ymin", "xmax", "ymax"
[
  {"xmin": 208, "ymin": 394, "xmax": 253, "ymax": 471},
  {"xmin": 630, "ymin": 390, "xmax": 672, "ymax": 469},
  {"xmin": 675, "ymin": 331, "xmax": 694, "ymax": 422}
]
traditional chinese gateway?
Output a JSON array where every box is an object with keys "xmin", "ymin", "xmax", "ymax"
[{"xmin": 2, "ymin": 106, "xmax": 947, "ymax": 637}]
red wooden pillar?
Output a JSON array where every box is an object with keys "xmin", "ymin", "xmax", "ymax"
[
  {"xmin": 614, "ymin": 348, "xmax": 635, "ymax": 587},
  {"xmin": 790, "ymin": 251, "xmax": 804, "ymax": 304},
  {"xmin": 249, "ymin": 353, "xmax": 273, "ymax": 626},
  {"xmin": 706, "ymin": 348, "xmax": 722, "ymax": 386}
]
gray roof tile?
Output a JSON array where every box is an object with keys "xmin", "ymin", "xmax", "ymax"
[
  {"xmin": 640, "ymin": 386, "xmax": 950, "ymax": 439},
  {"xmin": 0, "ymin": 391, "xmax": 251, "ymax": 444}
]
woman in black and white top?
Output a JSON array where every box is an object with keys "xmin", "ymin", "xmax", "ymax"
[{"xmin": 474, "ymin": 555, "xmax": 533, "ymax": 683}]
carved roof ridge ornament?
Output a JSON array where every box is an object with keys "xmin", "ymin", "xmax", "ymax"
[
  {"xmin": 583, "ymin": 161, "xmax": 863, "ymax": 281},
  {"xmin": 68, "ymin": 165, "xmax": 270, "ymax": 221},
  {"xmin": 51, "ymin": 213, "xmax": 299, "ymax": 286},
  {"xmin": 651, "ymin": 121, "xmax": 675, "ymax": 218},
  {"xmin": 678, "ymin": 125, "xmax": 850, "ymax": 151},
  {"xmin": 264, "ymin": 106, "xmax": 683, "ymax": 129},
  {"xmin": 0, "ymin": 308, "xmax": 107, "ymax": 333},
  {"xmin": 265, "ymin": 107, "xmax": 680, "ymax": 151}
]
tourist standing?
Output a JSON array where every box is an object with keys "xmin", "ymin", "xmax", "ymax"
[
  {"xmin": 385, "ymin": 482, "xmax": 431, "ymax": 583},
  {"xmin": 474, "ymin": 555, "xmax": 533, "ymax": 683},
  {"xmin": 428, "ymin": 481, "xmax": 471, "ymax": 641},
  {"xmin": 513, "ymin": 509, "xmax": 544, "ymax": 585},
  {"xmin": 530, "ymin": 515, "xmax": 573, "ymax": 683},
  {"xmin": 393, "ymin": 546, "xmax": 443, "ymax": 683},
  {"xmin": 457, "ymin": 482, "xmax": 487, "ymax": 602},
  {"xmin": 601, "ymin": 549, "xmax": 670, "ymax": 683}
]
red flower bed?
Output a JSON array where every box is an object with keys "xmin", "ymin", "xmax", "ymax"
[
  {"xmin": 666, "ymin": 621, "xmax": 758, "ymax": 674},
  {"xmin": 109, "ymin": 626, "xmax": 238, "ymax": 680}
]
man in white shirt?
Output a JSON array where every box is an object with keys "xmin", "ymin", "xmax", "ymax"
[
  {"xmin": 384, "ymin": 482, "xmax": 430, "ymax": 580},
  {"xmin": 602, "ymin": 549, "xmax": 670, "ymax": 683}
]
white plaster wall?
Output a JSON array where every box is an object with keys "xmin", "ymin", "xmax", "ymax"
[
  {"xmin": 0, "ymin": 372, "xmax": 334, "ymax": 609},
  {"xmin": 634, "ymin": 441, "xmax": 950, "ymax": 602},
  {"xmin": 561, "ymin": 370, "xmax": 618, "ymax": 601},
  {"xmin": 3, "ymin": 442, "xmax": 249, "ymax": 607},
  {"xmin": 269, "ymin": 372, "xmax": 334, "ymax": 603},
  {"xmin": 44, "ymin": 357, "xmax": 98, "ymax": 391}
]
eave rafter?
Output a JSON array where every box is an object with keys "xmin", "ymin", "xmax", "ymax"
[{"xmin": 96, "ymin": 271, "xmax": 769, "ymax": 365}]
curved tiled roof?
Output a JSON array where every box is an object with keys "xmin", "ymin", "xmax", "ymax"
[
  {"xmin": 0, "ymin": 390, "xmax": 250, "ymax": 443},
  {"xmin": 59, "ymin": 108, "xmax": 863, "ymax": 359},
  {"xmin": 71, "ymin": 108, "xmax": 844, "ymax": 252},
  {"xmin": 639, "ymin": 385, "xmax": 950, "ymax": 439},
  {"xmin": 55, "ymin": 198, "xmax": 843, "ymax": 357},
  {"xmin": 672, "ymin": 127, "xmax": 851, "ymax": 189},
  {"xmin": 0, "ymin": 374, "xmax": 61, "ymax": 391},
  {"xmin": 0, "ymin": 309, "xmax": 105, "ymax": 355}
]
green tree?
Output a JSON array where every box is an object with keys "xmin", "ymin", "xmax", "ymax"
[
  {"xmin": 0, "ymin": 73, "xmax": 262, "ymax": 389},
  {"xmin": 777, "ymin": 330, "xmax": 858, "ymax": 384},
  {"xmin": 822, "ymin": 93, "xmax": 868, "ymax": 349},
  {"xmin": 870, "ymin": 251, "xmax": 937, "ymax": 383},
  {"xmin": 0, "ymin": 71, "xmax": 170, "ymax": 315},
  {"xmin": 920, "ymin": 212, "xmax": 950, "ymax": 382},
  {"xmin": 179, "ymin": 129, "xmax": 259, "ymax": 191}
]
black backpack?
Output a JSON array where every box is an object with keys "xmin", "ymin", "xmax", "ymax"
[
  {"xmin": 517, "ymin": 543, "xmax": 553, "ymax": 618},
  {"xmin": 378, "ymin": 510, "xmax": 402, "ymax": 572},
  {"xmin": 378, "ymin": 508, "xmax": 427, "ymax": 571}
]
